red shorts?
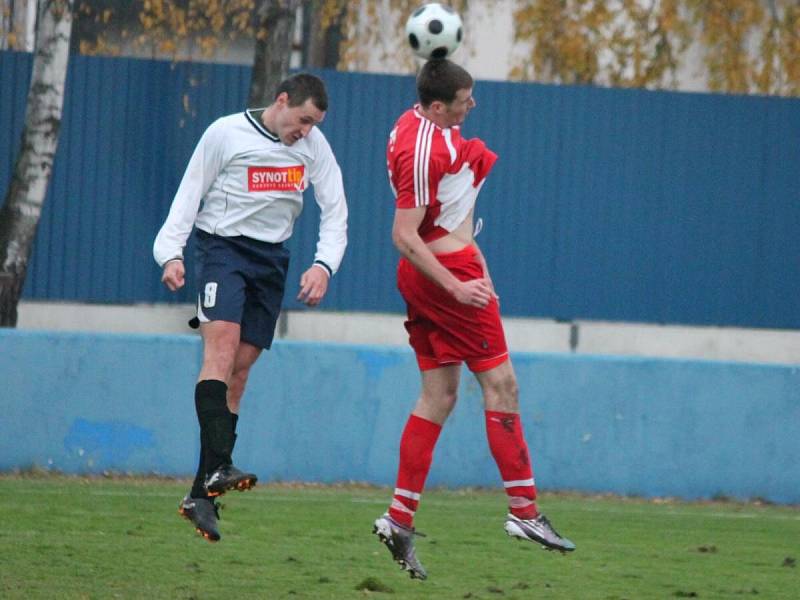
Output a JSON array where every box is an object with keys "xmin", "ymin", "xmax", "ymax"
[{"xmin": 397, "ymin": 245, "xmax": 509, "ymax": 373}]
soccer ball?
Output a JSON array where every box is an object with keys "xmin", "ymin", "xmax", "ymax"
[{"xmin": 405, "ymin": 3, "xmax": 463, "ymax": 60}]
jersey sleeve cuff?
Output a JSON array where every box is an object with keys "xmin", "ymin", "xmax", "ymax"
[
  {"xmin": 313, "ymin": 260, "xmax": 333, "ymax": 278},
  {"xmin": 159, "ymin": 255, "xmax": 184, "ymax": 268}
]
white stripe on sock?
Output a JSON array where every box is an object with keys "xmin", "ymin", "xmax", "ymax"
[
  {"xmin": 394, "ymin": 488, "xmax": 422, "ymax": 500},
  {"xmin": 503, "ymin": 478, "xmax": 535, "ymax": 489},
  {"xmin": 509, "ymin": 496, "xmax": 535, "ymax": 508},
  {"xmin": 391, "ymin": 499, "xmax": 415, "ymax": 515}
]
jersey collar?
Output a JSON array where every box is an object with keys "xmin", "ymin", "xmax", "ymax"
[
  {"xmin": 245, "ymin": 108, "xmax": 280, "ymax": 142},
  {"xmin": 413, "ymin": 104, "xmax": 459, "ymax": 132}
]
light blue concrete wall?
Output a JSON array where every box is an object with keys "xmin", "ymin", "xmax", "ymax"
[{"xmin": 1, "ymin": 329, "xmax": 798, "ymax": 503}]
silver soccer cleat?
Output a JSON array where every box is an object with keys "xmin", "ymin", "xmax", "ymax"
[
  {"xmin": 373, "ymin": 514, "xmax": 428, "ymax": 580},
  {"xmin": 504, "ymin": 513, "xmax": 576, "ymax": 553}
]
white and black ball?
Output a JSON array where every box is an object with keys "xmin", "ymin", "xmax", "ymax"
[{"xmin": 405, "ymin": 3, "xmax": 463, "ymax": 60}]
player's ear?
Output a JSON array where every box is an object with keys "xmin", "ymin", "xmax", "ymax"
[
  {"xmin": 430, "ymin": 100, "xmax": 445, "ymax": 114},
  {"xmin": 274, "ymin": 92, "xmax": 290, "ymax": 107}
]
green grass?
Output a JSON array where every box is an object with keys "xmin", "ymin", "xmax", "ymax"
[{"xmin": 0, "ymin": 474, "xmax": 798, "ymax": 599}]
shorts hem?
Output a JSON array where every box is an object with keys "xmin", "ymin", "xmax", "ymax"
[
  {"xmin": 466, "ymin": 352, "xmax": 509, "ymax": 373},
  {"xmin": 417, "ymin": 355, "xmax": 461, "ymax": 371}
]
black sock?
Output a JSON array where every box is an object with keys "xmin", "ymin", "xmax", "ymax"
[
  {"xmin": 190, "ymin": 448, "xmax": 207, "ymax": 499},
  {"xmin": 195, "ymin": 379, "xmax": 234, "ymax": 477},
  {"xmin": 231, "ymin": 412, "xmax": 239, "ymax": 455}
]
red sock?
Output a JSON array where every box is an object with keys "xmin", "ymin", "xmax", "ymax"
[
  {"xmin": 388, "ymin": 414, "xmax": 442, "ymax": 527},
  {"xmin": 485, "ymin": 410, "xmax": 538, "ymax": 520}
]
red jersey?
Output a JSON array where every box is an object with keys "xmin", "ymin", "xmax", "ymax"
[{"xmin": 387, "ymin": 106, "xmax": 498, "ymax": 242}]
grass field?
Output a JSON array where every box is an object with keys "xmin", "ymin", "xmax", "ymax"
[{"xmin": 0, "ymin": 474, "xmax": 797, "ymax": 599}]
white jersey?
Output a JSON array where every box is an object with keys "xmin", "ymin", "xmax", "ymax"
[{"xmin": 153, "ymin": 109, "xmax": 348, "ymax": 275}]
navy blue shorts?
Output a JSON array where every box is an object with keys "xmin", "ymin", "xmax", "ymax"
[{"xmin": 193, "ymin": 229, "xmax": 290, "ymax": 349}]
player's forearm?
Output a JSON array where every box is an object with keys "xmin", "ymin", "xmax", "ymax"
[
  {"xmin": 393, "ymin": 229, "xmax": 462, "ymax": 295},
  {"xmin": 314, "ymin": 195, "xmax": 348, "ymax": 275},
  {"xmin": 152, "ymin": 190, "xmax": 201, "ymax": 267}
]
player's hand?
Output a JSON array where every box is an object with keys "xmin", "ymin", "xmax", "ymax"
[
  {"xmin": 161, "ymin": 259, "xmax": 185, "ymax": 292},
  {"xmin": 297, "ymin": 265, "xmax": 329, "ymax": 307},
  {"xmin": 486, "ymin": 276, "xmax": 499, "ymax": 302},
  {"xmin": 453, "ymin": 278, "xmax": 493, "ymax": 308}
]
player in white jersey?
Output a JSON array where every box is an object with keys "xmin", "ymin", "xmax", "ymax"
[
  {"xmin": 153, "ymin": 73, "xmax": 348, "ymax": 542},
  {"xmin": 372, "ymin": 60, "xmax": 574, "ymax": 579}
]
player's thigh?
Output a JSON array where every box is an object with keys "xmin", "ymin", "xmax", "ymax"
[
  {"xmin": 403, "ymin": 307, "xmax": 447, "ymax": 370},
  {"xmin": 194, "ymin": 231, "xmax": 248, "ymax": 325},
  {"xmin": 199, "ymin": 320, "xmax": 242, "ymax": 380},
  {"xmin": 399, "ymin": 254, "xmax": 508, "ymax": 367},
  {"xmin": 241, "ymin": 245, "xmax": 290, "ymax": 349}
]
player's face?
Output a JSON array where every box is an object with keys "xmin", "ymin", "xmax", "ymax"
[
  {"xmin": 274, "ymin": 95, "xmax": 325, "ymax": 145},
  {"xmin": 442, "ymin": 88, "xmax": 476, "ymax": 127}
]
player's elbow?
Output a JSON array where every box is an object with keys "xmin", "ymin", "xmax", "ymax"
[{"xmin": 391, "ymin": 224, "xmax": 412, "ymax": 254}]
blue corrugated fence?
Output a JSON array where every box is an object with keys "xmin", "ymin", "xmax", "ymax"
[{"xmin": 1, "ymin": 50, "xmax": 799, "ymax": 327}]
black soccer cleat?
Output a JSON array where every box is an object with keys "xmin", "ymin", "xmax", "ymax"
[
  {"xmin": 504, "ymin": 513, "xmax": 576, "ymax": 553},
  {"xmin": 373, "ymin": 514, "xmax": 428, "ymax": 580},
  {"xmin": 179, "ymin": 494, "xmax": 221, "ymax": 542},
  {"xmin": 204, "ymin": 464, "xmax": 258, "ymax": 497}
]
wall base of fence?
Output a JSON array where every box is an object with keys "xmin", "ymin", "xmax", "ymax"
[{"xmin": 1, "ymin": 329, "xmax": 797, "ymax": 503}]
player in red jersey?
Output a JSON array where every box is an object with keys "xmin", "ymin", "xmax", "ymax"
[{"xmin": 372, "ymin": 59, "xmax": 575, "ymax": 580}]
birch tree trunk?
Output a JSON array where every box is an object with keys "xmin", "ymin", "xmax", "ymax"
[
  {"xmin": 0, "ymin": 0, "xmax": 74, "ymax": 327},
  {"xmin": 248, "ymin": 0, "xmax": 301, "ymax": 108}
]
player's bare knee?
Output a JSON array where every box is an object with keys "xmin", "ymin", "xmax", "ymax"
[
  {"xmin": 441, "ymin": 389, "xmax": 458, "ymax": 413},
  {"xmin": 418, "ymin": 390, "xmax": 457, "ymax": 409},
  {"xmin": 504, "ymin": 375, "xmax": 519, "ymax": 403},
  {"xmin": 202, "ymin": 343, "xmax": 237, "ymax": 369},
  {"xmin": 484, "ymin": 373, "xmax": 519, "ymax": 412},
  {"xmin": 416, "ymin": 390, "xmax": 457, "ymax": 423},
  {"xmin": 502, "ymin": 377, "xmax": 520, "ymax": 412}
]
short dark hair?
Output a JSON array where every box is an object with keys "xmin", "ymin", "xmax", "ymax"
[
  {"xmin": 275, "ymin": 73, "xmax": 329, "ymax": 111},
  {"xmin": 417, "ymin": 59, "xmax": 474, "ymax": 107}
]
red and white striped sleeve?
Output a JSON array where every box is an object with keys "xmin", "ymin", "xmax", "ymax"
[{"xmin": 388, "ymin": 111, "xmax": 442, "ymax": 209}]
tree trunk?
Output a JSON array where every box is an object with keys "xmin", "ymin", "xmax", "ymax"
[
  {"xmin": 248, "ymin": 0, "xmax": 301, "ymax": 108},
  {"xmin": 302, "ymin": 0, "xmax": 344, "ymax": 69},
  {"xmin": 0, "ymin": 0, "xmax": 74, "ymax": 327}
]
